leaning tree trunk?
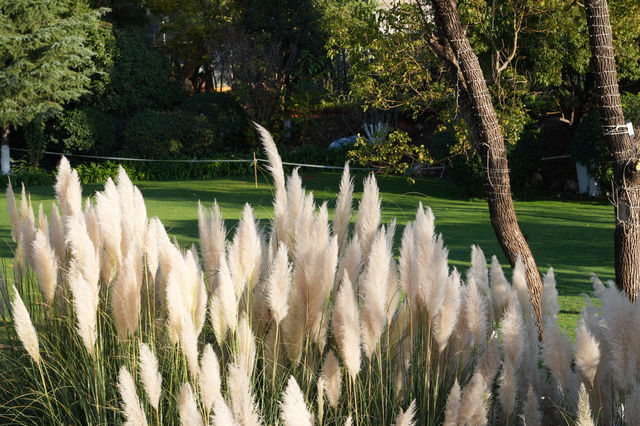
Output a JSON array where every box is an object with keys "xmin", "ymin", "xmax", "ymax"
[
  {"xmin": 427, "ymin": 0, "xmax": 544, "ymax": 331},
  {"xmin": 585, "ymin": 0, "xmax": 640, "ymax": 301}
]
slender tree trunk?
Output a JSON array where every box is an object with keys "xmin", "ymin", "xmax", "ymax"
[
  {"xmin": 426, "ymin": 0, "xmax": 544, "ymax": 332},
  {"xmin": 1, "ymin": 125, "xmax": 10, "ymax": 175},
  {"xmin": 584, "ymin": 0, "xmax": 640, "ymax": 301}
]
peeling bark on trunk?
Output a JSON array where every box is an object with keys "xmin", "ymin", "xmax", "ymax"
[
  {"xmin": 585, "ymin": 0, "xmax": 640, "ymax": 301},
  {"xmin": 427, "ymin": 0, "xmax": 544, "ymax": 333}
]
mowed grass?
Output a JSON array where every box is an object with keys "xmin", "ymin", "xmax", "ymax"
[{"xmin": 0, "ymin": 170, "xmax": 615, "ymax": 335}]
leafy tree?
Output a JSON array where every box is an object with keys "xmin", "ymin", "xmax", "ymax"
[{"xmin": 0, "ymin": 0, "xmax": 104, "ymax": 173}]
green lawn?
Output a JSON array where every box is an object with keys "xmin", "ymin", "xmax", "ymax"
[{"xmin": 0, "ymin": 171, "xmax": 615, "ymax": 334}]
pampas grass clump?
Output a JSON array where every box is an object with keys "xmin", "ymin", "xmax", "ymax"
[{"xmin": 3, "ymin": 125, "xmax": 640, "ymax": 425}]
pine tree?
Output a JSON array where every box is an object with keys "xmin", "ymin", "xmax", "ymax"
[{"xmin": 0, "ymin": 0, "xmax": 103, "ymax": 173}]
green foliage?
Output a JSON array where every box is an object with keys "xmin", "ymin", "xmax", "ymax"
[
  {"xmin": 508, "ymin": 126, "xmax": 542, "ymax": 195},
  {"xmin": 179, "ymin": 92, "xmax": 254, "ymax": 149},
  {"xmin": 122, "ymin": 109, "xmax": 219, "ymax": 160},
  {"xmin": 97, "ymin": 27, "xmax": 185, "ymax": 115},
  {"xmin": 50, "ymin": 107, "xmax": 119, "ymax": 155},
  {"xmin": 24, "ymin": 120, "xmax": 47, "ymax": 168},
  {"xmin": 348, "ymin": 129, "xmax": 430, "ymax": 182},
  {"xmin": 431, "ymin": 129, "xmax": 484, "ymax": 197},
  {"xmin": 0, "ymin": 159, "xmax": 54, "ymax": 187},
  {"xmin": 284, "ymin": 144, "xmax": 350, "ymax": 168},
  {"xmin": 571, "ymin": 93, "xmax": 640, "ymax": 192},
  {"xmin": 0, "ymin": 0, "xmax": 104, "ymax": 127}
]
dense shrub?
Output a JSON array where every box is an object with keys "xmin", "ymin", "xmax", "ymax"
[
  {"xmin": 285, "ymin": 144, "xmax": 350, "ymax": 168},
  {"xmin": 431, "ymin": 129, "xmax": 484, "ymax": 197},
  {"xmin": 122, "ymin": 110, "xmax": 219, "ymax": 159},
  {"xmin": 179, "ymin": 92, "xmax": 254, "ymax": 150},
  {"xmin": 50, "ymin": 107, "xmax": 119, "ymax": 155},
  {"xmin": 571, "ymin": 92, "xmax": 640, "ymax": 192}
]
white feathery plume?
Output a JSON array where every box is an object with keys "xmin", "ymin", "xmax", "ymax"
[
  {"xmin": 180, "ymin": 316, "xmax": 200, "ymax": 380},
  {"xmin": 321, "ymin": 350, "xmax": 341, "ymax": 410},
  {"xmin": 144, "ymin": 217, "xmax": 161, "ymax": 284},
  {"xmin": 198, "ymin": 200, "xmax": 226, "ymax": 292},
  {"xmin": 178, "ymin": 382, "xmax": 204, "ymax": 426},
  {"xmin": 6, "ymin": 181, "xmax": 19, "ymax": 241},
  {"xmin": 434, "ymin": 268, "xmax": 462, "ymax": 353},
  {"xmin": 131, "ymin": 186, "xmax": 147, "ymax": 245},
  {"xmin": 443, "ymin": 379, "xmax": 461, "ymax": 426},
  {"xmin": 284, "ymin": 168, "xmax": 304, "ymax": 249},
  {"xmin": 37, "ymin": 202, "xmax": 48, "ymax": 234},
  {"xmin": 523, "ymin": 385, "xmax": 542, "ymax": 426},
  {"xmin": 467, "ymin": 245, "xmax": 489, "ymax": 299},
  {"xmin": 95, "ymin": 178, "xmax": 122, "ymax": 279},
  {"xmin": 336, "ymin": 235, "xmax": 362, "ymax": 290},
  {"xmin": 31, "ymin": 229, "xmax": 58, "ymax": 305},
  {"xmin": 398, "ymin": 221, "xmax": 416, "ymax": 306},
  {"xmin": 117, "ymin": 166, "xmax": 136, "ymax": 258},
  {"xmin": 477, "ymin": 335, "xmax": 502, "ymax": 384},
  {"xmin": 84, "ymin": 199, "xmax": 101, "ymax": 259},
  {"xmin": 360, "ymin": 228, "xmax": 391, "ymax": 359},
  {"xmin": 280, "ymin": 376, "xmax": 313, "ymax": 426},
  {"xmin": 199, "ymin": 343, "xmax": 222, "ymax": 414},
  {"xmin": 332, "ymin": 271, "xmax": 361, "ymax": 380},
  {"xmin": 17, "ymin": 205, "xmax": 36, "ymax": 271},
  {"xmin": 576, "ymin": 383, "xmax": 594, "ymax": 426},
  {"xmin": 512, "ymin": 256, "xmax": 532, "ymax": 320},
  {"xmin": 501, "ymin": 292, "xmax": 524, "ymax": 367},
  {"xmin": 185, "ymin": 246, "xmax": 208, "ymax": 336},
  {"xmin": 575, "ymin": 317, "xmax": 600, "ymax": 389},
  {"xmin": 457, "ymin": 372, "xmax": 488, "ymax": 426},
  {"xmin": 334, "ymin": 162, "xmax": 354, "ymax": 253},
  {"xmin": 48, "ymin": 203, "xmax": 65, "ymax": 265},
  {"xmin": 236, "ymin": 313, "xmax": 256, "ymax": 374},
  {"xmin": 463, "ymin": 277, "xmax": 488, "ymax": 346},
  {"xmin": 257, "ymin": 123, "xmax": 287, "ymax": 246},
  {"xmin": 344, "ymin": 416, "xmax": 353, "ymax": 426},
  {"xmin": 393, "ymin": 399, "xmax": 416, "ymax": 426},
  {"xmin": 600, "ymin": 284, "xmax": 637, "ymax": 392},
  {"xmin": 266, "ymin": 242, "xmax": 292, "ymax": 324},
  {"xmin": 489, "ymin": 255, "xmax": 510, "ymax": 325},
  {"xmin": 66, "ymin": 217, "xmax": 100, "ymax": 355},
  {"xmin": 228, "ymin": 203, "xmax": 262, "ymax": 297},
  {"xmin": 227, "ymin": 362, "xmax": 262, "ymax": 426},
  {"xmin": 138, "ymin": 343, "xmax": 162, "ymax": 411},
  {"xmin": 317, "ymin": 376, "xmax": 324, "ymax": 424},
  {"xmin": 354, "ymin": 174, "xmax": 381, "ymax": 257},
  {"xmin": 209, "ymin": 254, "xmax": 237, "ymax": 344},
  {"xmin": 541, "ymin": 316, "xmax": 572, "ymax": 389},
  {"xmin": 11, "ymin": 285, "xmax": 40, "ymax": 365},
  {"xmin": 112, "ymin": 250, "xmax": 142, "ymax": 338},
  {"xmin": 542, "ymin": 267, "xmax": 560, "ymax": 318},
  {"xmin": 118, "ymin": 366, "xmax": 148, "ymax": 426},
  {"xmin": 165, "ymin": 268, "xmax": 186, "ymax": 344},
  {"xmin": 212, "ymin": 396, "xmax": 239, "ymax": 426},
  {"xmin": 308, "ymin": 235, "xmax": 338, "ymax": 348},
  {"xmin": 498, "ymin": 359, "xmax": 517, "ymax": 417},
  {"xmin": 54, "ymin": 156, "xmax": 82, "ymax": 218}
]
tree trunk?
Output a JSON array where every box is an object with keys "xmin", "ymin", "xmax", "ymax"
[
  {"xmin": 584, "ymin": 0, "xmax": 640, "ymax": 301},
  {"xmin": 427, "ymin": 0, "xmax": 544, "ymax": 332},
  {"xmin": 1, "ymin": 125, "xmax": 10, "ymax": 175}
]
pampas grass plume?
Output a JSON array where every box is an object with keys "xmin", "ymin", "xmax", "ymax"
[
  {"xmin": 355, "ymin": 174, "xmax": 381, "ymax": 256},
  {"xmin": 576, "ymin": 383, "xmax": 594, "ymax": 426},
  {"xmin": 31, "ymin": 229, "xmax": 58, "ymax": 305},
  {"xmin": 434, "ymin": 268, "xmax": 461, "ymax": 352},
  {"xmin": 542, "ymin": 316, "xmax": 572, "ymax": 389},
  {"xmin": 6, "ymin": 181, "xmax": 19, "ymax": 241},
  {"xmin": 334, "ymin": 163, "xmax": 353, "ymax": 252},
  {"xmin": 332, "ymin": 271, "xmax": 361, "ymax": 380},
  {"xmin": 180, "ymin": 316, "xmax": 200, "ymax": 379},
  {"xmin": 48, "ymin": 202, "xmax": 65, "ymax": 265},
  {"xmin": 458, "ymin": 372, "xmax": 488, "ymax": 426},
  {"xmin": 227, "ymin": 362, "xmax": 262, "ymax": 426},
  {"xmin": 489, "ymin": 255, "xmax": 511, "ymax": 324},
  {"xmin": 213, "ymin": 396, "xmax": 238, "ymax": 426},
  {"xmin": 54, "ymin": 156, "xmax": 82, "ymax": 218},
  {"xmin": 280, "ymin": 376, "xmax": 313, "ymax": 426},
  {"xmin": 11, "ymin": 286, "xmax": 40, "ymax": 365},
  {"xmin": 393, "ymin": 400, "xmax": 416, "ymax": 426},
  {"xmin": 498, "ymin": 359, "xmax": 517, "ymax": 417},
  {"xmin": 523, "ymin": 385, "xmax": 542, "ymax": 426},
  {"xmin": 443, "ymin": 379, "xmax": 461, "ymax": 426},
  {"xmin": 542, "ymin": 267, "xmax": 560, "ymax": 318},
  {"xmin": 118, "ymin": 366, "xmax": 148, "ymax": 426},
  {"xmin": 575, "ymin": 317, "xmax": 600, "ymax": 389},
  {"xmin": 237, "ymin": 313, "xmax": 257, "ymax": 374},
  {"xmin": 200, "ymin": 343, "xmax": 222, "ymax": 414},
  {"xmin": 179, "ymin": 382, "xmax": 204, "ymax": 426},
  {"xmin": 501, "ymin": 293, "xmax": 524, "ymax": 367},
  {"xmin": 209, "ymin": 254, "xmax": 238, "ymax": 344},
  {"xmin": 266, "ymin": 242, "xmax": 291, "ymax": 324},
  {"xmin": 138, "ymin": 343, "xmax": 162, "ymax": 411},
  {"xmin": 321, "ymin": 350, "xmax": 341, "ymax": 410}
]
